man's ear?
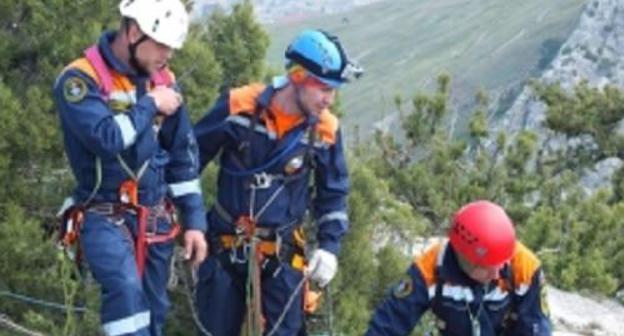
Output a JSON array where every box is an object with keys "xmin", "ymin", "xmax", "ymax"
[
  {"xmin": 289, "ymin": 68, "xmax": 307, "ymax": 84},
  {"xmin": 125, "ymin": 20, "xmax": 143, "ymax": 44}
]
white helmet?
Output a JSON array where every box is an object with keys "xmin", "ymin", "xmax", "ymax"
[{"xmin": 119, "ymin": 0, "xmax": 189, "ymax": 49}]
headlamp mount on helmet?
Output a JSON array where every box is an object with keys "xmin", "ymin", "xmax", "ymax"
[{"xmin": 285, "ymin": 30, "xmax": 363, "ymax": 87}]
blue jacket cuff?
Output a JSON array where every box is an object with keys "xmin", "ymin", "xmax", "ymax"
[
  {"xmin": 319, "ymin": 240, "xmax": 341, "ymax": 256},
  {"xmin": 180, "ymin": 209, "xmax": 207, "ymax": 232}
]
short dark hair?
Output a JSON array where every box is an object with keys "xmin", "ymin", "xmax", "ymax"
[{"xmin": 120, "ymin": 17, "xmax": 137, "ymax": 33}]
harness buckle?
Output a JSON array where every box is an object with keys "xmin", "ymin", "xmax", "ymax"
[
  {"xmin": 252, "ymin": 172, "xmax": 273, "ymax": 189},
  {"xmin": 229, "ymin": 240, "xmax": 250, "ymax": 264},
  {"xmin": 229, "ymin": 216, "xmax": 255, "ymax": 263}
]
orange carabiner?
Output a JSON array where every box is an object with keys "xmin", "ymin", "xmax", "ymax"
[
  {"xmin": 303, "ymin": 281, "xmax": 323, "ymax": 314},
  {"xmin": 235, "ymin": 215, "xmax": 256, "ymax": 239},
  {"xmin": 61, "ymin": 207, "xmax": 84, "ymax": 246},
  {"xmin": 119, "ymin": 179, "xmax": 139, "ymax": 206}
]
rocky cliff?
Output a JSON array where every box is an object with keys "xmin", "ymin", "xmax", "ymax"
[{"xmin": 492, "ymin": 0, "xmax": 624, "ymax": 190}]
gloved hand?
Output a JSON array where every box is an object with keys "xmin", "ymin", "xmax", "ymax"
[{"xmin": 306, "ymin": 249, "xmax": 338, "ymax": 287}]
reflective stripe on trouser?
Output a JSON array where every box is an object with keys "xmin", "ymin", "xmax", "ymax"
[
  {"xmin": 195, "ymin": 254, "xmax": 305, "ymax": 336},
  {"xmin": 80, "ymin": 211, "xmax": 174, "ymax": 336}
]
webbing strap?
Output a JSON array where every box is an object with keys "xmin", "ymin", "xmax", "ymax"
[
  {"xmin": 214, "ymin": 199, "xmax": 234, "ymax": 223},
  {"xmin": 83, "ymin": 44, "xmax": 174, "ymax": 101},
  {"xmin": 83, "ymin": 157, "xmax": 102, "ymax": 206},
  {"xmin": 116, "ymin": 154, "xmax": 150, "ymax": 181},
  {"xmin": 84, "ymin": 45, "xmax": 114, "ymax": 100}
]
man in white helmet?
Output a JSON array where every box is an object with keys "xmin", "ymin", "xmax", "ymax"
[{"xmin": 52, "ymin": 1, "xmax": 207, "ymax": 335}]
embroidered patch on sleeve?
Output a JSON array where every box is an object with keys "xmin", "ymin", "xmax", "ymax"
[
  {"xmin": 63, "ymin": 76, "xmax": 88, "ymax": 103},
  {"xmin": 393, "ymin": 275, "xmax": 413, "ymax": 299}
]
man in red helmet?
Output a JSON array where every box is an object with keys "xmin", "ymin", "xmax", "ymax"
[{"xmin": 366, "ymin": 200, "xmax": 552, "ymax": 335}]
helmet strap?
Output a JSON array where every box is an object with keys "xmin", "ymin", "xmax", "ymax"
[
  {"xmin": 457, "ymin": 252, "xmax": 505, "ymax": 282},
  {"xmin": 457, "ymin": 252, "xmax": 480, "ymax": 275},
  {"xmin": 288, "ymin": 66, "xmax": 312, "ymax": 116},
  {"xmin": 125, "ymin": 22, "xmax": 150, "ymax": 76},
  {"xmin": 293, "ymin": 85, "xmax": 313, "ymax": 117}
]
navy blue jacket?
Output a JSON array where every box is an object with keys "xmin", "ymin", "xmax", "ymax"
[
  {"xmin": 194, "ymin": 79, "xmax": 349, "ymax": 254},
  {"xmin": 53, "ymin": 31, "xmax": 206, "ymax": 231},
  {"xmin": 367, "ymin": 240, "xmax": 552, "ymax": 335}
]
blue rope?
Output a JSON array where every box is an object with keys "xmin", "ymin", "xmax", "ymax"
[
  {"xmin": 0, "ymin": 290, "xmax": 87, "ymax": 313},
  {"xmin": 221, "ymin": 128, "xmax": 307, "ymax": 177}
]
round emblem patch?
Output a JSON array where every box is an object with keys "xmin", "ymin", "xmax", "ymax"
[
  {"xmin": 393, "ymin": 275, "xmax": 413, "ymax": 299},
  {"xmin": 63, "ymin": 76, "xmax": 88, "ymax": 103}
]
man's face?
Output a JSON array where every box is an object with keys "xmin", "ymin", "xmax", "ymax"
[
  {"xmin": 457, "ymin": 253, "xmax": 505, "ymax": 284},
  {"xmin": 135, "ymin": 38, "xmax": 173, "ymax": 75},
  {"xmin": 128, "ymin": 23, "xmax": 174, "ymax": 75},
  {"xmin": 296, "ymin": 77, "xmax": 337, "ymax": 116}
]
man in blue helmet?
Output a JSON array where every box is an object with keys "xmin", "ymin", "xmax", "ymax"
[
  {"xmin": 194, "ymin": 29, "xmax": 363, "ymax": 335},
  {"xmin": 53, "ymin": 1, "xmax": 207, "ymax": 335}
]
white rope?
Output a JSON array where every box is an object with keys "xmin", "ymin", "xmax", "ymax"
[
  {"xmin": 176, "ymin": 251, "xmax": 213, "ymax": 336},
  {"xmin": 0, "ymin": 313, "xmax": 46, "ymax": 336},
  {"xmin": 265, "ymin": 274, "xmax": 310, "ymax": 336}
]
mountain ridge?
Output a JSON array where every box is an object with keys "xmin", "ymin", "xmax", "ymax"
[
  {"xmin": 263, "ymin": 0, "xmax": 586, "ymax": 144},
  {"xmin": 490, "ymin": 0, "xmax": 624, "ymax": 193}
]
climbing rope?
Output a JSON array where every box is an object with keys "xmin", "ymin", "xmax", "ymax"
[
  {"xmin": 0, "ymin": 290, "xmax": 87, "ymax": 314},
  {"xmin": 244, "ymin": 237, "xmax": 265, "ymax": 336},
  {"xmin": 325, "ymin": 284, "xmax": 334, "ymax": 336},
  {"xmin": 175, "ymin": 249, "xmax": 213, "ymax": 336},
  {"xmin": 0, "ymin": 313, "xmax": 46, "ymax": 336},
  {"xmin": 265, "ymin": 274, "xmax": 309, "ymax": 336}
]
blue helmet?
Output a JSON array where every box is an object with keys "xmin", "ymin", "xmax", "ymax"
[{"xmin": 285, "ymin": 29, "xmax": 363, "ymax": 88}]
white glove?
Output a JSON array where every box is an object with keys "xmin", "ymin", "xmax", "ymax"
[{"xmin": 306, "ymin": 249, "xmax": 338, "ymax": 287}]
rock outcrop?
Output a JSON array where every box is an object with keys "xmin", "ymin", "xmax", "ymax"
[{"xmin": 492, "ymin": 0, "xmax": 624, "ymax": 191}]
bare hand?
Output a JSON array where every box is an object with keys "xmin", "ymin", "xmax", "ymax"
[
  {"xmin": 183, "ymin": 230, "xmax": 208, "ymax": 268},
  {"xmin": 148, "ymin": 86, "xmax": 182, "ymax": 116}
]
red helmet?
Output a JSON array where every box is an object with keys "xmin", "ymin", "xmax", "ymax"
[{"xmin": 449, "ymin": 200, "xmax": 516, "ymax": 267}]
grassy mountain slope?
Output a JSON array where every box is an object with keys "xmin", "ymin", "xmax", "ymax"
[{"xmin": 265, "ymin": 0, "xmax": 586, "ymax": 142}]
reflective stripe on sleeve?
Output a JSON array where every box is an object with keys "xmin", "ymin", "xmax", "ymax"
[
  {"xmin": 113, "ymin": 114, "xmax": 137, "ymax": 148},
  {"xmin": 169, "ymin": 178, "xmax": 201, "ymax": 197},
  {"xmin": 102, "ymin": 311, "xmax": 150, "ymax": 336}
]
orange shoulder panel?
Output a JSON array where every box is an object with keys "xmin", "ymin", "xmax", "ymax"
[
  {"xmin": 229, "ymin": 83, "xmax": 266, "ymax": 115},
  {"xmin": 66, "ymin": 58, "xmax": 134, "ymax": 92},
  {"xmin": 64, "ymin": 58, "xmax": 99, "ymax": 84},
  {"xmin": 510, "ymin": 242, "xmax": 541, "ymax": 287},
  {"xmin": 316, "ymin": 109, "xmax": 338, "ymax": 145},
  {"xmin": 413, "ymin": 241, "xmax": 443, "ymax": 287}
]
